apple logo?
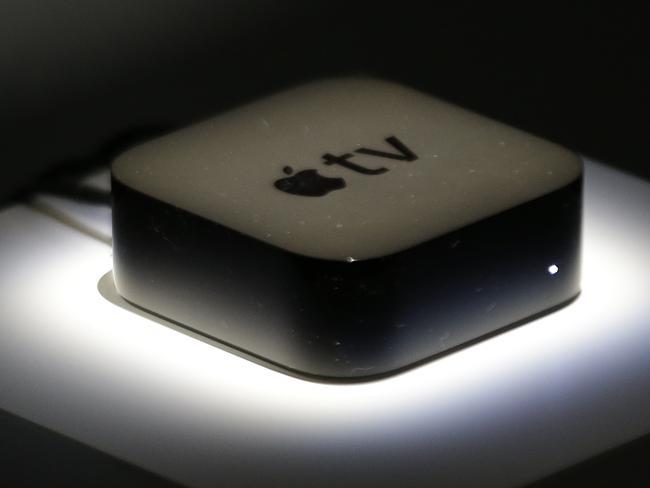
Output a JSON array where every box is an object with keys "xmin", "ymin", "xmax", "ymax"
[{"xmin": 274, "ymin": 166, "xmax": 346, "ymax": 197}]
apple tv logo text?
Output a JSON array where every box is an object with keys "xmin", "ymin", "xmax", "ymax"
[{"xmin": 273, "ymin": 135, "xmax": 418, "ymax": 197}]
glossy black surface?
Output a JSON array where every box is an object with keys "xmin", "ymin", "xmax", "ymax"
[{"xmin": 112, "ymin": 176, "xmax": 581, "ymax": 380}]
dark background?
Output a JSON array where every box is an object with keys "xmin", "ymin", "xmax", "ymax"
[
  {"xmin": 1, "ymin": 1, "xmax": 648, "ymax": 486},
  {"xmin": 1, "ymin": 1, "xmax": 648, "ymax": 202}
]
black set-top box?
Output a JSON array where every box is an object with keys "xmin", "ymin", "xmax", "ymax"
[{"xmin": 111, "ymin": 78, "xmax": 582, "ymax": 381}]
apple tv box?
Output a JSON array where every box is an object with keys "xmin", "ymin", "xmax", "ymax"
[{"xmin": 111, "ymin": 78, "xmax": 582, "ymax": 380}]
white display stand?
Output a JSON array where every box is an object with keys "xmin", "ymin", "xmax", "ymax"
[{"xmin": 1, "ymin": 161, "xmax": 648, "ymax": 487}]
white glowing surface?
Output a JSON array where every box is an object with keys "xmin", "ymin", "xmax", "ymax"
[{"xmin": 0, "ymin": 161, "xmax": 649, "ymax": 487}]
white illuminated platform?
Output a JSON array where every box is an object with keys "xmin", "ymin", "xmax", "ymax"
[{"xmin": 0, "ymin": 161, "xmax": 648, "ymax": 487}]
